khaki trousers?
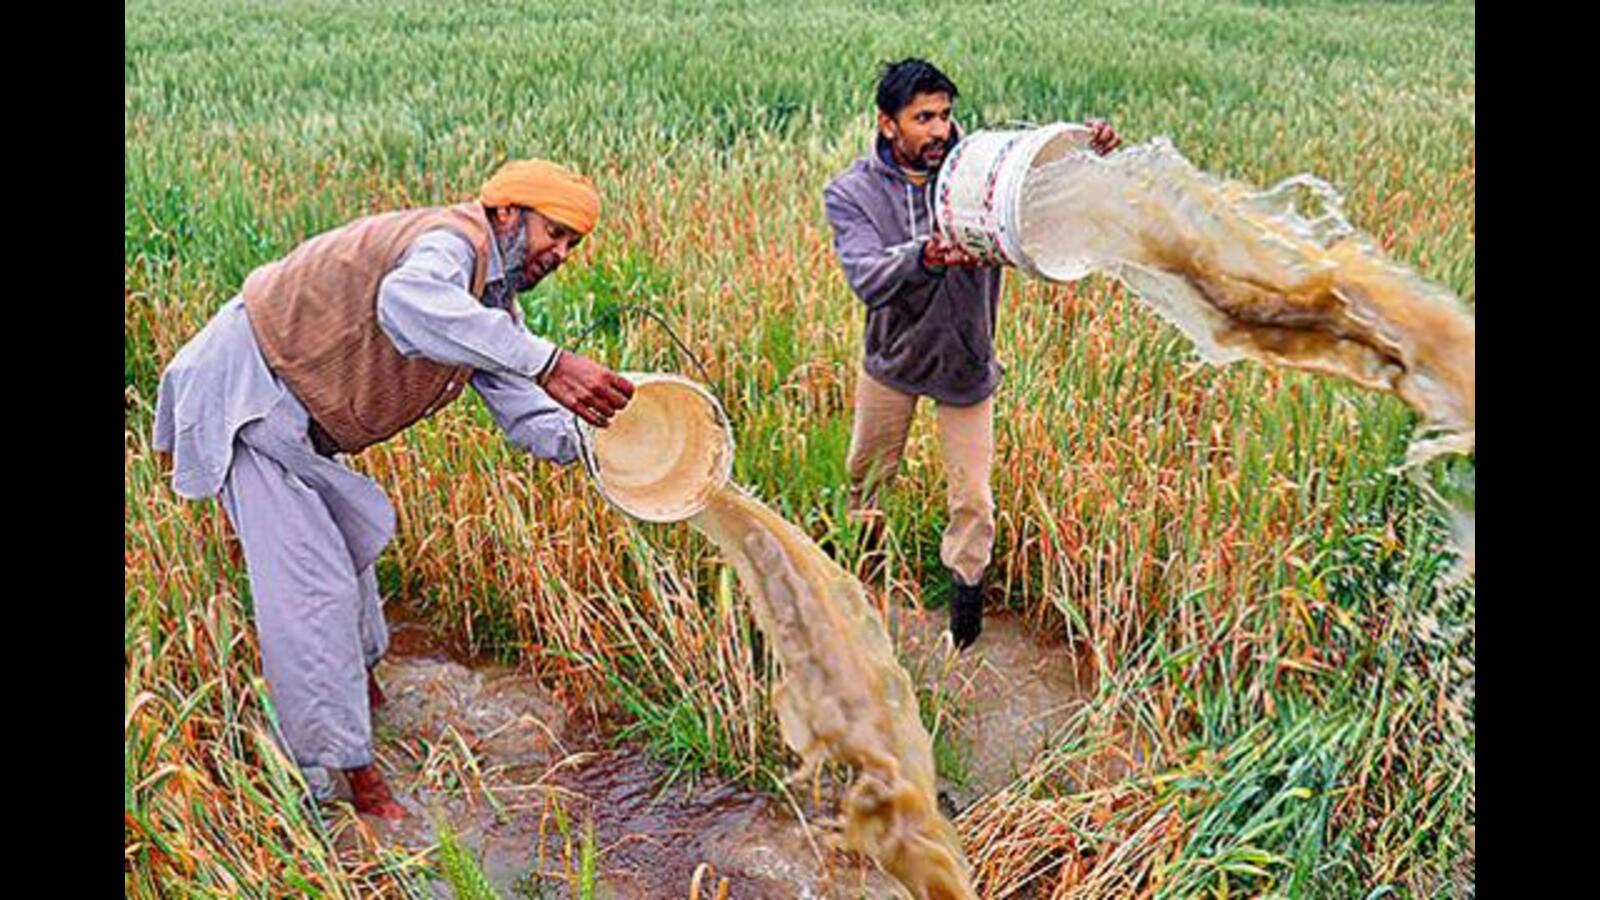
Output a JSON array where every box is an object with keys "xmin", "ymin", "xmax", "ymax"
[{"xmin": 846, "ymin": 365, "xmax": 995, "ymax": 587}]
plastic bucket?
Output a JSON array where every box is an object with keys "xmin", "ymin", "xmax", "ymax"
[
  {"xmin": 576, "ymin": 373, "xmax": 735, "ymax": 523},
  {"xmin": 934, "ymin": 122, "xmax": 1095, "ymax": 278}
]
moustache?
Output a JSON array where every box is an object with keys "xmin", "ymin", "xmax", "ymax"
[{"xmin": 528, "ymin": 254, "xmax": 561, "ymax": 280}]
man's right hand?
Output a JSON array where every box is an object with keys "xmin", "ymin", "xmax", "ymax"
[
  {"xmin": 539, "ymin": 350, "xmax": 635, "ymax": 427},
  {"xmin": 923, "ymin": 236, "xmax": 984, "ymax": 269}
]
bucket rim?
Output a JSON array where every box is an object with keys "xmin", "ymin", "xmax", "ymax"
[{"xmin": 575, "ymin": 371, "xmax": 736, "ymax": 523}]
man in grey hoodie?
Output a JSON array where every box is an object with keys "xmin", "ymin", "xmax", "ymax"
[{"xmin": 823, "ymin": 59, "xmax": 1119, "ymax": 649}]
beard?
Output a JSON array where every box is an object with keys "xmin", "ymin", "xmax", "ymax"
[
  {"xmin": 895, "ymin": 136, "xmax": 947, "ymax": 173},
  {"xmin": 496, "ymin": 211, "xmax": 539, "ymax": 294}
]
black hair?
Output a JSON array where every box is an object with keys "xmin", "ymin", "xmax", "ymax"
[{"xmin": 875, "ymin": 58, "xmax": 959, "ymax": 117}]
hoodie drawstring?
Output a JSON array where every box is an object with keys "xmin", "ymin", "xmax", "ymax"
[
  {"xmin": 905, "ymin": 180, "xmax": 938, "ymax": 242},
  {"xmin": 905, "ymin": 182, "xmax": 918, "ymax": 240}
]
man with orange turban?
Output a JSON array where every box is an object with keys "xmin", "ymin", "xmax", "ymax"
[{"xmin": 153, "ymin": 160, "xmax": 634, "ymax": 820}]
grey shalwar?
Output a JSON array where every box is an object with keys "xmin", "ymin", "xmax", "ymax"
[{"xmin": 153, "ymin": 227, "xmax": 577, "ymax": 796}]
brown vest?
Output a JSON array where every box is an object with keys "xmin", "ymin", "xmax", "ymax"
[{"xmin": 242, "ymin": 201, "xmax": 495, "ymax": 454}]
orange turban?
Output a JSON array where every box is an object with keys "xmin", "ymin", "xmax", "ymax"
[{"xmin": 480, "ymin": 159, "xmax": 601, "ymax": 234}]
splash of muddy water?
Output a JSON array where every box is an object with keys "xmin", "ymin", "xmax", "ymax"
[
  {"xmin": 585, "ymin": 379, "xmax": 977, "ymax": 898},
  {"xmin": 1018, "ymin": 139, "xmax": 1474, "ymax": 573},
  {"xmin": 691, "ymin": 487, "xmax": 976, "ymax": 899}
]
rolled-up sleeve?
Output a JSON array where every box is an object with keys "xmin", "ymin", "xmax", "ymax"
[
  {"xmin": 376, "ymin": 230, "xmax": 558, "ymax": 379},
  {"xmin": 471, "ymin": 369, "xmax": 580, "ymax": 465},
  {"xmin": 823, "ymin": 183, "xmax": 939, "ymax": 311}
]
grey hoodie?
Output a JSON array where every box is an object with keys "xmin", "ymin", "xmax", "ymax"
[{"xmin": 823, "ymin": 126, "xmax": 1003, "ymax": 406}]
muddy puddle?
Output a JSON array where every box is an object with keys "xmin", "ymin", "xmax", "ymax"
[
  {"xmin": 888, "ymin": 610, "xmax": 1097, "ymax": 814},
  {"xmin": 359, "ymin": 604, "xmax": 1097, "ymax": 898}
]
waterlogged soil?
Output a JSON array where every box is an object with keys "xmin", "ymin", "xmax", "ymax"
[
  {"xmin": 888, "ymin": 610, "xmax": 1097, "ymax": 813},
  {"xmin": 366, "ymin": 612, "xmax": 899, "ymax": 898},
  {"xmin": 361, "ymin": 603, "xmax": 1095, "ymax": 898}
]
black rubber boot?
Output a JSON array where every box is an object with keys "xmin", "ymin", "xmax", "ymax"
[{"xmin": 949, "ymin": 576, "xmax": 984, "ymax": 650}]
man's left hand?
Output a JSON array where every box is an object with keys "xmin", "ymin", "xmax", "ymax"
[{"xmin": 1086, "ymin": 118, "xmax": 1122, "ymax": 156}]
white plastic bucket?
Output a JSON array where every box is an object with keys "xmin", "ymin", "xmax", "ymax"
[
  {"xmin": 576, "ymin": 373, "xmax": 734, "ymax": 523},
  {"xmin": 933, "ymin": 122, "xmax": 1095, "ymax": 278}
]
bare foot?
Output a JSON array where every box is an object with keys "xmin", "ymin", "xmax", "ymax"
[{"xmin": 346, "ymin": 764, "xmax": 407, "ymax": 821}]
